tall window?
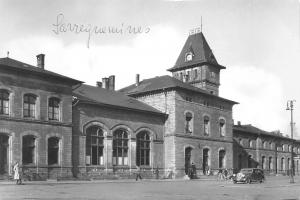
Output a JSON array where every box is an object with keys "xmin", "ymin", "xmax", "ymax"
[
  {"xmin": 219, "ymin": 119, "xmax": 225, "ymax": 137},
  {"xmin": 22, "ymin": 135, "xmax": 35, "ymax": 164},
  {"xmin": 203, "ymin": 116, "xmax": 210, "ymax": 136},
  {"xmin": 269, "ymin": 157, "xmax": 272, "ymax": 170},
  {"xmin": 185, "ymin": 112, "xmax": 193, "ymax": 134},
  {"xmin": 48, "ymin": 137, "xmax": 59, "ymax": 165},
  {"xmin": 136, "ymin": 131, "xmax": 150, "ymax": 166},
  {"xmin": 23, "ymin": 94, "xmax": 36, "ymax": 118},
  {"xmin": 248, "ymin": 155, "xmax": 252, "ymax": 168},
  {"xmin": 261, "ymin": 156, "xmax": 266, "ymax": 169},
  {"xmin": 219, "ymin": 150, "xmax": 226, "ymax": 168},
  {"xmin": 281, "ymin": 158, "xmax": 285, "ymax": 171},
  {"xmin": 86, "ymin": 126, "xmax": 104, "ymax": 165},
  {"xmin": 113, "ymin": 129, "xmax": 128, "ymax": 166},
  {"xmin": 48, "ymin": 97, "xmax": 60, "ymax": 121},
  {"xmin": 238, "ymin": 154, "xmax": 242, "ymax": 170},
  {"xmin": 185, "ymin": 147, "xmax": 192, "ymax": 175},
  {"xmin": 0, "ymin": 90, "xmax": 9, "ymax": 115}
]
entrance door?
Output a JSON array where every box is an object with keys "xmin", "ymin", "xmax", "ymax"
[
  {"xmin": 185, "ymin": 147, "xmax": 192, "ymax": 175},
  {"xmin": 0, "ymin": 134, "xmax": 9, "ymax": 174},
  {"xmin": 203, "ymin": 149, "xmax": 209, "ymax": 174}
]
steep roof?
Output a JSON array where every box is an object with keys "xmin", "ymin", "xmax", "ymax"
[
  {"xmin": 119, "ymin": 75, "xmax": 237, "ymax": 104},
  {"xmin": 73, "ymin": 84, "xmax": 165, "ymax": 116},
  {"xmin": 168, "ymin": 32, "xmax": 225, "ymax": 72},
  {"xmin": 233, "ymin": 124, "xmax": 292, "ymax": 140},
  {"xmin": 0, "ymin": 57, "xmax": 82, "ymax": 85}
]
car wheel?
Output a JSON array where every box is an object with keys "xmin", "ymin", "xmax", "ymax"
[
  {"xmin": 246, "ymin": 179, "xmax": 251, "ymax": 184},
  {"xmin": 233, "ymin": 180, "xmax": 237, "ymax": 184}
]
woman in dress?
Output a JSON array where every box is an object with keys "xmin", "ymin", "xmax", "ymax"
[{"xmin": 13, "ymin": 162, "xmax": 22, "ymax": 185}]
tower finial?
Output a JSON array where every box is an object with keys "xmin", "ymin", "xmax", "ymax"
[
  {"xmin": 7, "ymin": 51, "xmax": 9, "ymax": 58},
  {"xmin": 201, "ymin": 16, "xmax": 203, "ymax": 32}
]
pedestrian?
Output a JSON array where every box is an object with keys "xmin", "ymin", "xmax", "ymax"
[
  {"xmin": 191, "ymin": 162, "xmax": 196, "ymax": 179},
  {"xmin": 224, "ymin": 168, "xmax": 228, "ymax": 180},
  {"xmin": 136, "ymin": 166, "xmax": 142, "ymax": 181},
  {"xmin": 13, "ymin": 162, "xmax": 22, "ymax": 185},
  {"xmin": 155, "ymin": 166, "xmax": 159, "ymax": 179}
]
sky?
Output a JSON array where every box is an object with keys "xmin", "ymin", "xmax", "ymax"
[{"xmin": 0, "ymin": 0, "xmax": 299, "ymax": 138}]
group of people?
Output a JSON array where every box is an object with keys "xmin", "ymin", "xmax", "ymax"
[{"xmin": 217, "ymin": 168, "xmax": 229, "ymax": 180}]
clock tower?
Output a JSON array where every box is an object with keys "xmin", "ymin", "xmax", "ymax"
[{"xmin": 167, "ymin": 30, "xmax": 225, "ymax": 96}]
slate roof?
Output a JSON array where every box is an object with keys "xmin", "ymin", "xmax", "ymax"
[
  {"xmin": 73, "ymin": 84, "xmax": 165, "ymax": 116},
  {"xmin": 0, "ymin": 57, "xmax": 82, "ymax": 85},
  {"xmin": 119, "ymin": 75, "xmax": 238, "ymax": 104},
  {"xmin": 233, "ymin": 124, "xmax": 292, "ymax": 140},
  {"xmin": 168, "ymin": 32, "xmax": 225, "ymax": 72}
]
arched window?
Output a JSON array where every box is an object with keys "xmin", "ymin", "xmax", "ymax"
[
  {"xmin": 219, "ymin": 150, "xmax": 226, "ymax": 168},
  {"xmin": 23, "ymin": 94, "xmax": 36, "ymax": 118},
  {"xmin": 86, "ymin": 126, "xmax": 104, "ymax": 165},
  {"xmin": 288, "ymin": 158, "xmax": 291, "ymax": 170},
  {"xmin": 250, "ymin": 140, "xmax": 255, "ymax": 148},
  {"xmin": 48, "ymin": 97, "xmax": 60, "ymax": 121},
  {"xmin": 269, "ymin": 142, "xmax": 273, "ymax": 150},
  {"xmin": 248, "ymin": 155, "xmax": 252, "ymax": 168},
  {"xmin": 239, "ymin": 139, "xmax": 243, "ymax": 146},
  {"xmin": 203, "ymin": 116, "xmax": 210, "ymax": 136},
  {"xmin": 262, "ymin": 141, "xmax": 266, "ymax": 149},
  {"xmin": 281, "ymin": 157, "xmax": 285, "ymax": 171},
  {"xmin": 219, "ymin": 119, "xmax": 225, "ymax": 137},
  {"xmin": 22, "ymin": 135, "xmax": 35, "ymax": 164},
  {"xmin": 113, "ymin": 129, "xmax": 128, "ymax": 166},
  {"xmin": 136, "ymin": 131, "xmax": 150, "ymax": 166},
  {"xmin": 185, "ymin": 112, "xmax": 193, "ymax": 134},
  {"xmin": 269, "ymin": 157, "xmax": 273, "ymax": 170},
  {"xmin": 261, "ymin": 156, "xmax": 266, "ymax": 169},
  {"xmin": 48, "ymin": 137, "xmax": 59, "ymax": 165},
  {"xmin": 0, "ymin": 90, "xmax": 9, "ymax": 115},
  {"xmin": 288, "ymin": 145, "xmax": 292, "ymax": 152},
  {"xmin": 238, "ymin": 154, "xmax": 242, "ymax": 170},
  {"xmin": 248, "ymin": 139, "xmax": 251, "ymax": 148}
]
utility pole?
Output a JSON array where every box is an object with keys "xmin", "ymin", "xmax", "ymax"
[{"xmin": 286, "ymin": 100, "xmax": 296, "ymax": 184}]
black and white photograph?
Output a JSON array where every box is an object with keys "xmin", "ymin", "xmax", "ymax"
[{"xmin": 0, "ymin": 0, "xmax": 300, "ymax": 199}]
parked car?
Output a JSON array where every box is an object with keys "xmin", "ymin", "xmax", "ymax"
[{"xmin": 233, "ymin": 168, "xmax": 265, "ymax": 184}]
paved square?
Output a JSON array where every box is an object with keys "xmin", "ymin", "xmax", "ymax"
[{"xmin": 1, "ymin": 176, "xmax": 300, "ymax": 200}]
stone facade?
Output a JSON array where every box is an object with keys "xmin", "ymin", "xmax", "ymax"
[
  {"xmin": 233, "ymin": 123, "xmax": 300, "ymax": 175},
  {"xmin": 0, "ymin": 56, "xmax": 80, "ymax": 180}
]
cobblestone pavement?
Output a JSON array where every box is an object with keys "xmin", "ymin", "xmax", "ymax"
[{"xmin": 0, "ymin": 176, "xmax": 300, "ymax": 200}]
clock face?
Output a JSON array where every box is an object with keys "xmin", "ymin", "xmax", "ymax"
[{"xmin": 186, "ymin": 54, "xmax": 192, "ymax": 61}]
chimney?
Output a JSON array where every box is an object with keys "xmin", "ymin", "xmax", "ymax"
[
  {"xmin": 108, "ymin": 75, "xmax": 115, "ymax": 91},
  {"xmin": 102, "ymin": 78, "xmax": 109, "ymax": 89},
  {"xmin": 237, "ymin": 121, "xmax": 241, "ymax": 126},
  {"xmin": 96, "ymin": 81, "xmax": 102, "ymax": 88},
  {"xmin": 136, "ymin": 74, "xmax": 140, "ymax": 86},
  {"xmin": 36, "ymin": 54, "xmax": 45, "ymax": 69}
]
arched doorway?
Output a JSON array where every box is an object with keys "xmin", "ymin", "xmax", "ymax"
[
  {"xmin": 0, "ymin": 134, "xmax": 9, "ymax": 174},
  {"xmin": 238, "ymin": 154, "xmax": 242, "ymax": 170},
  {"xmin": 184, "ymin": 147, "xmax": 192, "ymax": 175},
  {"xmin": 202, "ymin": 148, "xmax": 209, "ymax": 174}
]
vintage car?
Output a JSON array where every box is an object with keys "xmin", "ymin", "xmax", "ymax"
[{"xmin": 233, "ymin": 168, "xmax": 265, "ymax": 184}]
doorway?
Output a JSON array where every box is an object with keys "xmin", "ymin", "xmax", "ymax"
[
  {"xmin": 0, "ymin": 134, "xmax": 9, "ymax": 174},
  {"xmin": 185, "ymin": 147, "xmax": 192, "ymax": 175}
]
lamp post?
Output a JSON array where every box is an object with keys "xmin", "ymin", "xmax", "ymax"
[{"xmin": 286, "ymin": 100, "xmax": 296, "ymax": 184}]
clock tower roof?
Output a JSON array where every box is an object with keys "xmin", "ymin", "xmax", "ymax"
[{"xmin": 168, "ymin": 32, "xmax": 225, "ymax": 72}]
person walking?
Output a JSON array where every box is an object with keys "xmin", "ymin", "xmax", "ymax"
[
  {"xmin": 13, "ymin": 162, "xmax": 22, "ymax": 185},
  {"xmin": 135, "ymin": 166, "xmax": 142, "ymax": 181}
]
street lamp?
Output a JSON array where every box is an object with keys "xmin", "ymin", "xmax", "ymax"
[{"xmin": 286, "ymin": 100, "xmax": 296, "ymax": 184}]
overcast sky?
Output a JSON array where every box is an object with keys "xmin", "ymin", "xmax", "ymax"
[{"xmin": 0, "ymin": 0, "xmax": 299, "ymax": 138}]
